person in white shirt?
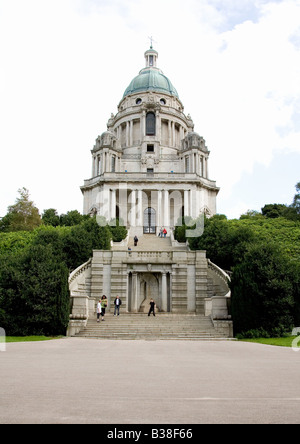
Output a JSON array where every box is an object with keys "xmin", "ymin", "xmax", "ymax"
[{"xmin": 97, "ymin": 299, "xmax": 102, "ymax": 322}]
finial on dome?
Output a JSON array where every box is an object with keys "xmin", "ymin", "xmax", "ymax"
[{"xmin": 148, "ymin": 36, "xmax": 155, "ymax": 49}]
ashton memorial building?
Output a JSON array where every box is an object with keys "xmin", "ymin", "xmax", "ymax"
[{"xmin": 68, "ymin": 46, "xmax": 232, "ymax": 339}]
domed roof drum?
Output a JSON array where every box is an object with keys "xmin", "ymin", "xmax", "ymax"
[
  {"xmin": 123, "ymin": 68, "xmax": 179, "ymax": 98},
  {"xmin": 123, "ymin": 47, "xmax": 179, "ymax": 99}
]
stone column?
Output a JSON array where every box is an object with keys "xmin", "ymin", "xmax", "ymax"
[
  {"xmin": 161, "ymin": 272, "xmax": 168, "ymax": 312},
  {"xmin": 164, "ymin": 189, "xmax": 169, "ymax": 228},
  {"xmin": 101, "ymin": 185, "xmax": 110, "ymax": 220},
  {"xmin": 111, "ymin": 189, "xmax": 116, "ymax": 221},
  {"xmin": 156, "ymin": 111, "xmax": 161, "ymax": 141},
  {"xmin": 141, "ymin": 112, "xmax": 146, "ymax": 139},
  {"xmin": 187, "ymin": 265, "xmax": 196, "ymax": 312},
  {"xmin": 189, "ymin": 188, "xmax": 194, "ymax": 218},
  {"xmin": 130, "ymin": 120, "xmax": 134, "ymax": 146},
  {"xmin": 130, "ymin": 189, "xmax": 136, "ymax": 228},
  {"xmin": 184, "ymin": 190, "xmax": 190, "ymax": 218},
  {"xmin": 137, "ymin": 189, "xmax": 143, "ymax": 227},
  {"xmin": 132, "ymin": 272, "xmax": 138, "ymax": 312},
  {"xmin": 157, "ymin": 190, "xmax": 162, "ymax": 229},
  {"xmin": 172, "ymin": 122, "xmax": 175, "ymax": 147},
  {"xmin": 191, "ymin": 152, "xmax": 194, "ymax": 173},
  {"xmin": 103, "ymin": 262, "xmax": 112, "ymax": 309},
  {"xmin": 126, "ymin": 121, "xmax": 130, "ymax": 147}
]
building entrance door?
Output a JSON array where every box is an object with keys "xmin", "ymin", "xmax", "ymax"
[
  {"xmin": 127, "ymin": 271, "xmax": 170, "ymax": 313},
  {"xmin": 143, "ymin": 207, "xmax": 156, "ymax": 234}
]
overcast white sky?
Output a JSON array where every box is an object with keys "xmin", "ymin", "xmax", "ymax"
[{"xmin": 0, "ymin": 0, "xmax": 300, "ymax": 219}]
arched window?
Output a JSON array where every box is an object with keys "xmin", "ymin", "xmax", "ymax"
[{"xmin": 146, "ymin": 112, "xmax": 156, "ymax": 136}]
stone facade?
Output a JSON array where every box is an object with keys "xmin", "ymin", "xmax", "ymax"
[
  {"xmin": 68, "ymin": 47, "xmax": 232, "ymax": 338},
  {"xmin": 81, "ymin": 47, "xmax": 219, "ymax": 237},
  {"xmin": 67, "ymin": 237, "xmax": 233, "ymax": 338}
]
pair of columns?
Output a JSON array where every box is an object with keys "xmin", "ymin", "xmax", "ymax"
[
  {"xmin": 130, "ymin": 271, "xmax": 169, "ymax": 312},
  {"xmin": 93, "ymin": 150, "xmax": 119, "ymax": 176},
  {"xmin": 130, "ymin": 189, "xmax": 170, "ymax": 229}
]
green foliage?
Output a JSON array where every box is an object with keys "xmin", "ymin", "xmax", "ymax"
[
  {"xmin": 178, "ymin": 215, "xmax": 300, "ymax": 272},
  {"xmin": 174, "ymin": 208, "xmax": 300, "ymax": 337},
  {"xmin": 59, "ymin": 210, "xmax": 89, "ymax": 226},
  {"xmin": 61, "ymin": 218, "xmax": 112, "ymax": 270},
  {"xmin": 292, "ymin": 182, "xmax": 300, "ymax": 215},
  {"xmin": 108, "ymin": 218, "xmax": 128, "ymax": 242},
  {"xmin": 0, "ymin": 215, "xmax": 114, "ymax": 335},
  {"xmin": 41, "ymin": 208, "xmax": 60, "ymax": 227},
  {"xmin": 0, "ymin": 188, "xmax": 42, "ymax": 232},
  {"xmin": 0, "ymin": 244, "xmax": 70, "ymax": 336},
  {"xmin": 42, "ymin": 209, "xmax": 90, "ymax": 227},
  {"xmin": 261, "ymin": 203, "xmax": 299, "ymax": 221},
  {"xmin": 0, "ymin": 230, "xmax": 37, "ymax": 255},
  {"xmin": 231, "ymin": 242, "xmax": 299, "ymax": 337}
]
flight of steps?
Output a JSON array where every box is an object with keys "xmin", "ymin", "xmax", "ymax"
[
  {"xmin": 73, "ymin": 313, "xmax": 232, "ymax": 340},
  {"xmin": 128, "ymin": 234, "xmax": 173, "ymax": 251}
]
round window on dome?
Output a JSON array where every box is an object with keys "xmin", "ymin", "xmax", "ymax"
[
  {"xmin": 136, "ymin": 98, "xmax": 142, "ymax": 105},
  {"xmin": 160, "ymin": 98, "xmax": 166, "ymax": 105}
]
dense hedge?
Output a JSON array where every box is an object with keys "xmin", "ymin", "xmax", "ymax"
[
  {"xmin": 0, "ymin": 217, "xmax": 115, "ymax": 336},
  {"xmin": 175, "ymin": 214, "xmax": 300, "ymax": 337}
]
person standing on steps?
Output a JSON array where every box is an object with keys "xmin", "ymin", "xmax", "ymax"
[
  {"xmin": 148, "ymin": 299, "xmax": 156, "ymax": 317},
  {"xmin": 114, "ymin": 296, "xmax": 122, "ymax": 316},
  {"xmin": 97, "ymin": 299, "xmax": 102, "ymax": 322},
  {"xmin": 101, "ymin": 295, "xmax": 108, "ymax": 321},
  {"xmin": 134, "ymin": 235, "xmax": 138, "ymax": 246},
  {"xmin": 163, "ymin": 228, "xmax": 167, "ymax": 238}
]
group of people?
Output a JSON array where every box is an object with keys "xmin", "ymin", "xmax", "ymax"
[
  {"xmin": 96, "ymin": 296, "xmax": 157, "ymax": 320},
  {"xmin": 97, "ymin": 295, "xmax": 122, "ymax": 321},
  {"xmin": 158, "ymin": 227, "xmax": 167, "ymax": 237}
]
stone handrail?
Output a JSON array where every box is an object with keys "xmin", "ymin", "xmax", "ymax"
[
  {"xmin": 208, "ymin": 259, "xmax": 231, "ymax": 283},
  {"xmin": 68, "ymin": 258, "xmax": 92, "ymax": 286}
]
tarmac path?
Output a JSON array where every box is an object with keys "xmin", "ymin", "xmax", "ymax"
[{"xmin": 0, "ymin": 338, "xmax": 300, "ymax": 424}]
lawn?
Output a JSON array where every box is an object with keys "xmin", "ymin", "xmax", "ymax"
[
  {"xmin": 5, "ymin": 336, "xmax": 63, "ymax": 343},
  {"xmin": 240, "ymin": 336, "xmax": 300, "ymax": 348}
]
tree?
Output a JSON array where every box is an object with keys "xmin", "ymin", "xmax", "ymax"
[
  {"xmin": 261, "ymin": 204, "xmax": 288, "ymax": 218},
  {"xmin": 42, "ymin": 208, "xmax": 60, "ymax": 227},
  {"xmin": 231, "ymin": 242, "xmax": 296, "ymax": 337},
  {"xmin": 59, "ymin": 210, "xmax": 87, "ymax": 226},
  {"xmin": 292, "ymin": 182, "xmax": 300, "ymax": 214},
  {"xmin": 0, "ymin": 188, "xmax": 41, "ymax": 232},
  {"xmin": 0, "ymin": 244, "xmax": 70, "ymax": 336}
]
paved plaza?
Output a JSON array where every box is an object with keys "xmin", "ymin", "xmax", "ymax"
[{"xmin": 0, "ymin": 338, "xmax": 300, "ymax": 424}]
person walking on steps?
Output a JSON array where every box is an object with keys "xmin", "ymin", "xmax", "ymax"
[
  {"xmin": 148, "ymin": 299, "xmax": 156, "ymax": 317},
  {"xmin": 114, "ymin": 296, "xmax": 122, "ymax": 316},
  {"xmin": 97, "ymin": 299, "xmax": 102, "ymax": 322},
  {"xmin": 101, "ymin": 295, "xmax": 108, "ymax": 321},
  {"xmin": 134, "ymin": 235, "xmax": 138, "ymax": 246}
]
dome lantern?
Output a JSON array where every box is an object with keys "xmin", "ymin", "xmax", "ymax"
[{"xmin": 123, "ymin": 46, "xmax": 179, "ymax": 99}]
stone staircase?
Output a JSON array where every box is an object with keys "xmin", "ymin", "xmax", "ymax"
[
  {"xmin": 128, "ymin": 234, "xmax": 172, "ymax": 250},
  {"xmin": 73, "ymin": 313, "xmax": 232, "ymax": 340}
]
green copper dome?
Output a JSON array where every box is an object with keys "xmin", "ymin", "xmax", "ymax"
[
  {"xmin": 123, "ymin": 47, "xmax": 179, "ymax": 99},
  {"xmin": 123, "ymin": 68, "xmax": 179, "ymax": 98}
]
